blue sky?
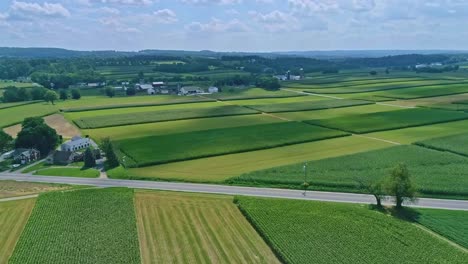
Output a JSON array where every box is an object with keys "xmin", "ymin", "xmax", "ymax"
[{"xmin": 0, "ymin": 0, "xmax": 467, "ymax": 51}]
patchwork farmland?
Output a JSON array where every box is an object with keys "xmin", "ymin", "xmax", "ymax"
[{"xmin": 2, "ymin": 69, "xmax": 468, "ymax": 263}]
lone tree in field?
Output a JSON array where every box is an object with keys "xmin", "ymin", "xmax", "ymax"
[
  {"xmin": 384, "ymin": 163, "xmax": 417, "ymax": 209},
  {"xmin": 83, "ymin": 148, "xmax": 96, "ymax": 168},
  {"xmin": 71, "ymin": 89, "xmax": 81, "ymax": 100},
  {"xmin": 44, "ymin": 90, "xmax": 58, "ymax": 105},
  {"xmin": 105, "ymin": 87, "xmax": 115, "ymax": 98},
  {"xmin": 59, "ymin": 89, "xmax": 68, "ymax": 100},
  {"xmin": 100, "ymin": 137, "xmax": 120, "ymax": 169},
  {"xmin": 355, "ymin": 177, "xmax": 385, "ymax": 207}
]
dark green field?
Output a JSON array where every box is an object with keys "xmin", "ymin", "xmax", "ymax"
[
  {"xmin": 232, "ymin": 145, "xmax": 468, "ymax": 198},
  {"xmin": 415, "ymin": 133, "xmax": 468, "ymax": 157},
  {"xmin": 74, "ymin": 105, "xmax": 258, "ymax": 128},
  {"xmin": 306, "ymin": 108, "xmax": 468, "ymax": 134},
  {"xmin": 9, "ymin": 188, "xmax": 141, "ymax": 264},
  {"xmin": 116, "ymin": 122, "xmax": 349, "ymax": 167},
  {"xmin": 236, "ymin": 197, "xmax": 468, "ymax": 264}
]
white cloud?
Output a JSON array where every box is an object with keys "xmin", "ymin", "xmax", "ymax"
[
  {"xmin": 153, "ymin": 9, "xmax": 178, "ymax": 24},
  {"xmin": 186, "ymin": 18, "xmax": 248, "ymax": 33},
  {"xmin": 86, "ymin": 0, "xmax": 153, "ymax": 5},
  {"xmin": 100, "ymin": 7, "xmax": 121, "ymax": 15},
  {"xmin": 180, "ymin": 0, "xmax": 242, "ymax": 5},
  {"xmin": 9, "ymin": 1, "xmax": 71, "ymax": 19},
  {"xmin": 100, "ymin": 17, "xmax": 141, "ymax": 33}
]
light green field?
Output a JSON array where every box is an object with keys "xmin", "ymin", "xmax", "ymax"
[
  {"xmin": 232, "ymin": 95, "xmax": 325, "ymax": 105},
  {"xmin": 64, "ymin": 101, "xmax": 220, "ymax": 120},
  {"xmin": 0, "ymin": 199, "xmax": 36, "ymax": 263},
  {"xmin": 274, "ymin": 104, "xmax": 397, "ymax": 121},
  {"xmin": 207, "ymin": 88, "xmax": 302, "ymax": 100},
  {"xmin": 0, "ymin": 103, "xmax": 58, "ymax": 128},
  {"xmin": 237, "ymin": 197, "xmax": 468, "ymax": 264},
  {"xmin": 135, "ymin": 191, "xmax": 279, "ymax": 264},
  {"xmin": 366, "ymin": 119, "xmax": 468, "ymax": 144},
  {"xmin": 84, "ymin": 114, "xmax": 283, "ymax": 140},
  {"xmin": 125, "ymin": 136, "xmax": 393, "ymax": 182},
  {"xmin": 34, "ymin": 168, "xmax": 100, "ymax": 178},
  {"xmin": 0, "ymin": 81, "xmax": 38, "ymax": 89}
]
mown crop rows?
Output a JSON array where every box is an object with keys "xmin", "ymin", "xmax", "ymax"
[
  {"xmin": 135, "ymin": 191, "xmax": 279, "ymax": 264},
  {"xmin": 306, "ymin": 108, "xmax": 468, "ymax": 134},
  {"xmin": 74, "ymin": 105, "xmax": 259, "ymax": 128},
  {"xmin": 117, "ymin": 122, "xmax": 349, "ymax": 167},
  {"xmin": 233, "ymin": 145, "xmax": 468, "ymax": 197},
  {"xmin": 236, "ymin": 197, "xmax": 468, "ymax": 264},
  {"xmin": 9, "ymin": 188, "xmax": 141, "ymax": 264},
  {"xmin": 207, "ymin": 88, "xmax": 304, "ymax": 101}
]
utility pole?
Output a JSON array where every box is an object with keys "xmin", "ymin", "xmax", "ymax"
[{"xmin": 302, "ymin": 163, "xmax": 308, "ymax": 196}]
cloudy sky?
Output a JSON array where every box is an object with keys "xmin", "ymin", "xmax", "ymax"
[{"xmin": 0, "ymin": 0, "xmax": 467, "ymax": 52}]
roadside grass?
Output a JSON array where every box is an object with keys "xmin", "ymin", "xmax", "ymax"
[
  {"xmin": 84, "ymin": 114, "xmax": 283, "ymax": 141},
  {"xmin": 206, "ymin": 88, "xmax": 304, "ymax": 100},
  {"xmin": 366, "ymin": 119, "xmax": 468, "ymax": 144},
  {"xmin": 0, "ymin": 199, "xmax": 36, "ymax": 264},
  {"xmin": 245, "ymin": 99, "xmax": 373, "ymax": 113},
  {"xmin": 74, "ymin": 105, "xmax": 258, "ymax": 129},
  {"xmin": 415, "ymin": 208, "xmax": 468, "ymax": 249},
  {"xmin": 9, "ymin": 188, "xmax": 141, "ymax": 264},
  {"xmin": 34, "ymin": 167, "xmax": 100, "ymax": 178},
  {"xmin": 415, "ymin": 133, "xmax": 468, "ymax": 157},
  {"xmin": 306, "ymin": 108, "xmax": 468, "ymax": 134},
  {"xmin": 124, "ymin": 136, "xmax": 392, "ymax": 182},
  {"xmin": 22, "ymin": 161, "xmax": 51, "ymax": 173},
  {"xmin": 0, "ymin": 102, "xmax": 58, "ymax": 128},
  {"xmin": 232, "ymin": 145, "xmax": 468, "ymax": 198},
  {"xmin": 274, "ymin": 104, "xmax": 397, "ymax": 121},
  {"xmin": 135, "ymin": 191, "xmax": 279, "ymax": 264},
  {"xmin": 0, "ymin": 181, "xmax": 72, "ymax": 198},
  {"xmin": 236, "ymin": 197, "xmax": 468, "ymax": 264},
  {"xmin": 116, "ymin": 122, "xmax": 349, "ymax": 167}
]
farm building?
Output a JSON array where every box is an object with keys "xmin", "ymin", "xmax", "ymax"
[
  {"xmin": 136, "ymin": 84, "xmax": 154, "ymax": 91},
  {"xmin": 180, "ymin": 86, "xmax": 204, "ymax": 95},
  {"xmin": 147, "ymin": 88, "xmax": 156, "ymax": 95},
  {"xmin": 46, "ymin": 151, "xmax": 80, "ymax": 165},
  {"xmin": 61, "ymin": 136, "xmax": 91, "ymax": 152},
  {"xmin": 13, "ymin": 148, "xmax": 40, "ymax": 164},
  {"xmin": 152, "ymin": 82, "xmax": 165, "ymax": 88},
  {"xmin": 208, "ymin": 86, "xmax": 219, "ymax": 93}
]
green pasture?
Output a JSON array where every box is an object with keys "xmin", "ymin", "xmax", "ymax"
[
  {"xmin": 206, "ymin": 88, "xmax": 303, "ymax": 100},
  {"xmin": 231, "ymin": 95, "xmax": 324, "ymax": 105},
  {"xmin": 236, "ymin": 197, "xmax": 468, "ymax": 264},
  {"xmin": 362, "ymin": 83, "xmax": 468, "ymax": 99},
  {"xmin": 34, "ymin": 168, "xmax": 100, "ymax": 178},
  {"xmin": 116, "ymin": 122, "xmax": 349, "ymax": 167},
  {"xmin": 84, "ymin": 114, "xmax": 283, "ymax": 141},
  {"xmin": 74, "ymin": 105, "xmax": 258, "ymax": 129},
  {"xmin": 307, "ymin": 108, "xmax": 468, "ymax": 134},
  {"xmin": 0, "ymin": 81, "xmax": 38, "ymax": 89},
  {"xmin": 0, "ymin": 103, "xmax": 57, "ymax": 128},
  {"xmin": 415, "ymin": 133, "xmax": 468, "ymax": 157},
  {"xmin": 123, "ymin": 136, "xmax": 392, "ymax": 182},
  {"xmin": 233, "ymin": 145, "xmax": 468, "ymax": 197}
]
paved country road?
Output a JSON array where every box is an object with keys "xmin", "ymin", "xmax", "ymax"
[{"xmin": 1, "ymin": 172, "xmax": 467, "ymax": 211}]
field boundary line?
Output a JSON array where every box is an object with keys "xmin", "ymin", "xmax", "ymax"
[
  {"xmin": 0, "ymin": 194, "xmax": 38, "ymax": 202},
  {"xmin": 353, "ymin": 134, "xmax": 401, "ymax": 145},
  {"xmin": 412, "ymin": 223, "xmax": 468, "ymax": 253},
  {"xmin": 376, "ymin": 102, "xmax": 416, "ymax": 109},
  {"xmin": 281, "ymin": 88, "xmax": 344, "ymax": 99}
]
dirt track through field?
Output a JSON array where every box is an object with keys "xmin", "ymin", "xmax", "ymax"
[{"xmin": 3, "ymin": 114, "xmax": 80, "ymax": 138}]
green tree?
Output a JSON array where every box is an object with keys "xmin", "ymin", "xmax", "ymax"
[
  {"xmin": 44, "ymin": 90, "xmax": 58, "ymax": 105},
  {"xmin": 355, "ymin": 178, "xmax": 385, "ymax": 207},
  {"xmin": 0, "ymin": 130, "xmax": 13, "ymax": 152},
  {"xmin": 31, "ymin": 87, "xmax": 46, "ymax": 100},
  {"xmin": 83, "ymin": 148, "xmax": 96, "ymax": 168},
  {"xmin": 2, "ymin": 86, "xmax": 20, "ymax": 102},
  {"xmin": 100, "ymin": 137, "xmax": 120, "ymax": 169},
  {"xmin": 71, "ymin": 88, "xmax": 81, "ymax": 100},
  {"xmin": 15, "ymin": 117, "xmax": 59, "ymax": 156},
  {"xmin": 126, "ymin": 86, "xmax": 136, "ymax": 96},
  {"xmin": 138, "ymin": 71, "xmax": 145, "ymax": 80},
  {"xmin": 384, "ymin": 163, "xmax": 417, "ymax": 209},
  {"xmin": 17, "ymin": 87, "xmax": 31, "ymax": 101},
  {"xmin": 105, "ymin": 87, "xmax": 115, "ymax": 98},
  {"xmin": 59, "ymin": 89, "xmax": 68, "ymax": 100}
]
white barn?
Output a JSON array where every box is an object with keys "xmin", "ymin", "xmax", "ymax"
[
  {"xmin": 208, "ymin": 87, "xmax": 219, "ymax": 93},
  {"xmin": 61, "ymin": 136, "xmax": 91, "ymax": 152}
]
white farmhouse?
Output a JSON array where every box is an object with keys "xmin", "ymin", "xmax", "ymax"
[
  {"xmin": 208, "ymin": 86, "xmax": 219, "ymax": 93},
  {"xmin": 136, "ymin": 84, "xmax": 154, "ymax": 91},
  {"xmin": 180, "ymin": 86, "xmax": 204, "ymax": 95},
  {"xmin": 61, "ymin": 136, "xmax": 91, "ymax": 152},
  {"xmin": 147, "ymin": 88, "xmax": 156, "ymax": 95}
]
